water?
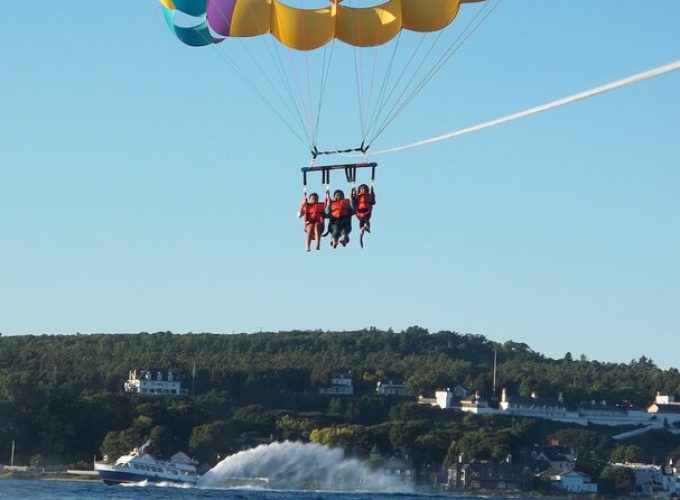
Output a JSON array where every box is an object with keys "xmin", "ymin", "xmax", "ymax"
[
  {"xmin": 0, "ymin": 480, "xmax": 493, "ymax": 500},
  {"xmin": 0, "ymin": 443, "xmax": 500, "ymax": 499}
]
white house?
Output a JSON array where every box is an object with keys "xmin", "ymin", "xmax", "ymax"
[
  {"xmin": 319, "ymin": 372, "xmax": 354, "ymax": 395},
  {"xmin": 660, "ymin": 459, "xmax": 678, "ymax": 494},
  {"xmin": 499, "ymin": 389, "xmax": 569, "ymax": 420},
  {"xmin": 435, "ymin": 389, "xmax": 456, "ymax": 409},
  {"xmin": 611, "ymin": 463, "xmax": 664, "ymax": 495},
  {"xmin": 458, "ymin": 391, "xmax": 495, "ymax": 415},
  {"xmin": 556, "ymin": 471, "xmax": 598, "ymax": 493},
  {"xmin": 125, "ymin": 369, "xmax": 187, "ymax": 396},
  {"xmin": 376, "ymin": 380, "xmax": 411, "ymax": 397},
  {"xmin": 647, "ymin": 393, "xmax": 680, "ymax": 425},
  {"xmin": 529, "ymin": 445, "xmax": 576, "ymax": 473},
  {"xmin": 455, "ymin": 388, "xmax": 665, "ymax": 428}
]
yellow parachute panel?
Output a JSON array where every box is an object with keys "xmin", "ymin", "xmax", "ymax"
[{"xmin": 192, "ymin": 0, "xmax": 485, "ymax": 51}]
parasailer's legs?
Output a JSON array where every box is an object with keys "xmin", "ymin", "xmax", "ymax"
[
  {"xmin": 305, "ymin": 225, "xmax": 313, "ymax": 252},
  {"xmin": 359, "ymin": 218, "xmax": 371, "ymax": 234},
  {"xmin": 314, "ymin": 223, "xmax": 323, "ymax": 250},
  {"xmin": 329, "ymin": 223, "xmax": 339, "ymax": 248},
  {"xmin": 338, "ymin": 220, "xmax": 351, "ymax": 247},
  {"xmin": 305, "ymin": 222, "xmax": 324, "ymax": 252}
]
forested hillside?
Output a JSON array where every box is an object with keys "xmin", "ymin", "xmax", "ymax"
[{"xmin": 1, "ymin": 327, "xmax": 679, "ymax": 475}]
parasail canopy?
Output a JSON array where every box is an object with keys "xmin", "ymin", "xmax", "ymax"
[
  {"xmin": 157, "ymin": 0, "xmax": 492, "ymax": 160},
  {"xmin": 159, "ymin": 0, "xmax": 484, "ymax": 50}
]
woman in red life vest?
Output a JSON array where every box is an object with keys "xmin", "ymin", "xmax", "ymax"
[
  {"xmin": 298, "ymin": 192, "xmax": 326, "ymax": 251},
  {"xmin": 326, "ymin": 189, "xmax": 355, "ymax": 248},
  {"xmin": 353, "ymin": 183, "xmax": 375, "ymax": 236}
]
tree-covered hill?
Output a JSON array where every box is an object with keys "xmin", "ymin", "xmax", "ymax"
[{"xmin": 1, "ymin": 327, "xmax": 679, "ymax": 472}]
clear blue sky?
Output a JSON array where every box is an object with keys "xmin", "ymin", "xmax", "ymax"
[{"xmin": 1, "ymin": 1, "xmax": 678, "ymax": 369}]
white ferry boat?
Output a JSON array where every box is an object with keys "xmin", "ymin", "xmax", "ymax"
[{"xmin": 94, "ymin": 442, "xmax": 199, "ymax": 486}]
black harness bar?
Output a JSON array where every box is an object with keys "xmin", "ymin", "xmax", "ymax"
[
  {"xmin": 302, "ymin": 162, "xmax": 378, "ymax": 187},
  {"xmin": 311, "ymin": 143, "xmax": 370, "ymax": 160}
]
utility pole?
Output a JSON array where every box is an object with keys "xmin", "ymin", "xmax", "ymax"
[
  {"xmin": 192, "ymin": 359, "xmax": 196, "ymax": 396},
  {"xmin": 493, "ymin": 349, "xmax": 498, "ymax": 395}
]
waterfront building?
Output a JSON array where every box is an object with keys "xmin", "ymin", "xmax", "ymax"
[
  {"xmin": 457, "ymin": 388, "xmax": 675, "ymax": 429},
  {"xmin": 319, "ymin": 372, "xmax": 354, "ymax": 395},
  {"xmin": 520, "ymin": 444, "xmax": 576, "ymax": 474},
  {"xmin": 555, "ymin": 470, "xmax": 598, "ymax": 493},
  {"xmin": 447, "ymin": 455, "xmax": 532, "ymax": 491},
  {"xmin": 647, "ymin": 393, "xmax": 680, "ymax": 425},
  {"xmin": 610, "ymin": 463, "xmax": 664, "ymax": 495},
  {"xmin": 376, "ymin": 380, "xmax": 411, "ymax": 397},
  {"xmin": 499, "ymin": 389, "xmax": 568, "ymax": 419},
  {"xmin": 433, "ymin": 385, "xmax": 472, "ymax": 409},
  {"xmin": 458, "ymin": 391, "xmax": 495, "ymax": 415},
  {"xmin": 124, "ymin": 369, "xmax": 187, "ymax": 396}
]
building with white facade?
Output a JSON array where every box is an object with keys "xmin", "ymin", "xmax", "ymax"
[
  {"xmin": 319, "ymin": 372, "xmax": 354, "ymax": 395},
  {"xmin": 376, "ymin": 380, "xmax": 411, "ymax": 397},
  {"xmin": 610, "ymin": 463, "xmax": 665, "ymax": 495},
  {"xmin": 458, "ymin": 391, "xmax": 495, "ymax": 415},
  {"xmin": 456, "ymin": 388, "xmax": 679, "ymax": 429},
  {"xmin": 125, "ymin": 369, "xmax": 187, "ymax": 396},
  {"xmin": 556, "ymin": 471, "xmax": 598, "ymax": 493},
  {"xmin": 499, "ymin": 389, "xmax": 569, "ymax": 419},
  {"xmin": 647, "ymin": 393, "xmax": 680, "ymax": 426}
]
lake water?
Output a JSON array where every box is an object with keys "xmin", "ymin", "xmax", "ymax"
[{"xmin": 0, "ymin": 480, "xmax": 497, "ymax": 500}]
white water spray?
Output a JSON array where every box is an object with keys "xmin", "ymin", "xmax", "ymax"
[{"xmin": 198, "ymin": 441, "xmax": 414, "ymax": 492}]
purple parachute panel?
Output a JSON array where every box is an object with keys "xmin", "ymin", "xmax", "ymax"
[{"xmin": 206, "ymin": 0, "xmax": 238, "ymax": 36}]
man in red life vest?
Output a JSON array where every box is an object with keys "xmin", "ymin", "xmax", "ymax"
[
  {"xmin": 298, "ymin": 192, "xmax": 325, "ymax": 251},
  {"xmin": 353, "ymin": 183, "xmax": 375, "ymax": 237},
  {"xmin": 325, "ymin": 189, "xmax": 354, "ymax": 248}
]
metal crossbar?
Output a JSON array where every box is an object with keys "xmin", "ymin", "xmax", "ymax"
[{"xmin": 301, "ymin": 162, "xmax": 377, "ymax": 187}]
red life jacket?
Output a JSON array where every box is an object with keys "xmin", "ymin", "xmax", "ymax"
[
  {"xmin": 304, "ymin": 202, "xmax": 325, "ymax": 224},
  {"xmin": 330, "ymin": 199, "xmax": 350, "ymax": 219},
  {"xmin": 355, "ymin": 192, "xmax": 373, "ymax": 219}
]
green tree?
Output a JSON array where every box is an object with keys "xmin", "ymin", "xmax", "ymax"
[
  {"xmin": 598, "ymin": 466, "xmax": 635, "ymax": 495},
  {"xmin": 149, "ymin": 425, "xmax": 177, "ymax": 459},
  {"xmin": 100, "ymin": 429, "xmax": 142, "ymax": 461},
  {"xmin": 189, "ymin": 420, "xmax": 237, "ymax": 465}
]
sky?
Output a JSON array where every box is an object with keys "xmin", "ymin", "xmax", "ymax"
[{"xmin": 0, "ymin": 1, "xmax": 678, "ymax": 369}]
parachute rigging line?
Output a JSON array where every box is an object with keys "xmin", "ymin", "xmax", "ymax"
[
  {"xmin": 349, "ymin": 1, "xmax": 369, "ymax": 146},
  {"xmin": 238, "ymin": 39, "xmax": 312, "ymax": 144},
  {"xmin": 366, "ymin": 59, "xmax": 680, "ymax": 156},
  {"xmin": 208, "ymin": 2, "xmax": 315, "ymax": 148},
  {"xmin": 160, "ymin": 0, "xmax": 500, "ymax": 154},
  {"xmin": 367, "ymin": 0, "xmax": 504, "ymax": 147},
  {"xmin": 364, "ymin": 31, "xmax": 404, "ymax": 143},
  {"xmin": 313, "ymin": 40, "xmax": 337, "ymax": 151},
  {"xmin": 203, "ymin": 34, "xmax": 311, "ymax": 148},
  {"xmin": 363, "ymin": 30, "xmax": 431, "ymax": 144},
  {"xmin": 197, "ymin": 3, "xmax": 312, "ymax": 147}
]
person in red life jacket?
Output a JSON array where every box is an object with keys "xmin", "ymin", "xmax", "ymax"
[
  {"xmin": 298, "ymin": 192, "xmax": 326, "ymax": 251},
  {"xmin": 325, "ymin": 189, "xmax": 355, "ymax": 248},
  {"xmin": 352, "ymin": 183, "xmax": 375, "ymax": 236}
]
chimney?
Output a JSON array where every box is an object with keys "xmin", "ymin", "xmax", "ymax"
[{"xmin": 502, "ymin": 387, "xmax": 508, "ymax": 403}]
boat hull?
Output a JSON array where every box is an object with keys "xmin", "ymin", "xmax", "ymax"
[{"xmin": 95, "ymin": 464, "xmax": 197, "ymax": 486}]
